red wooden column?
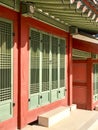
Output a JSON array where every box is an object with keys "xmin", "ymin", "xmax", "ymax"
[
  {"xmin": 18, "ymin": 15, "xmax": 29, "ymax": 129},
  {"xmin": 87, "ymin": 58, "xmax": 93, "ymax": 110},
  {"xmin": 68, "ymin": 34, "xmax": 73, "ymax": 106}
]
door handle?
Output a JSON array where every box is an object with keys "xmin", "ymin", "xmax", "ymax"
[
  {"xmin": 58, "ymin": 90, "xmax": 60, "ymax": 93},
  {"xmin": 40, "ymin": 95, "xmax": 42, "ymax": 99}
]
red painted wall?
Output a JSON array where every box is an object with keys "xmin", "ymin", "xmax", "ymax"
[
  {"xmin": 0, "ymin": 5, "xmax": 18, "ymax": 130},
  {"xmin": 73, "ymin": 60, "xmax": 88, "ymax": 109},
  {"xmin": 73, "ymin": 38, "xmax": 98, "ymax": 110},
  {"xmin": 18, "ymin": 15, "xmax": 69, "ymax": 129}
]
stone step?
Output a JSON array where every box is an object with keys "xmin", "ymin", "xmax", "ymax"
[
  {"xmin": 38, "ymin": 106, "xmax": 71, "ymax": 127},
  {"xmin": 70, "ymin": 104, "xmax": 77, "ymax": 111}
]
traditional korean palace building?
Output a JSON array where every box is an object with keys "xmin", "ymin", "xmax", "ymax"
[{"xmin": 0, "ymin": 0, "xmax": 98, "ymax": 130}]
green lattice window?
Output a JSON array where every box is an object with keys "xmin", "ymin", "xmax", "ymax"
[
  {"xmin": 93, "ymin": 64, "xmax": 98, "ymax": 101},
  {"xmin": 42, "ymin": 33, "xmax": 50, "ymax": 92},
  {"xmin": 29, "ymin": 29, "xmax": 66, "ymax": 109},
  {"xmin": 60, "ymin": 39, "xmax": 65, "ymax": 88},
  {"xmin": 30, "ymin": 30, "xmax": 40, "ymax": 94},
  {"xmin": 52, "ymin": 36, "xmax": 58, "ymax": 90},
  {"xmin": 0, "ymin": 18, "xmax": 13, "ymax": 121}
]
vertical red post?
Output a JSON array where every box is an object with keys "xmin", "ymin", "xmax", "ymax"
[
  {"xmin": 17, "ymin": 12, "xmax": 22, "ymax": 129},
  {"xmin": 87, "ymin": 58, "xmax": 93, "ymax": 110},
  {"xmin": 18, "ymin": 15, "xmax": 29, "ymax": 129},
  {"xmin": 68, "ymin": 34, "xmax": 73, "ymax": 106}
]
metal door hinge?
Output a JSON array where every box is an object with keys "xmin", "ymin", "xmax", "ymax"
[
  {"xmin": 29, "ymin": 36, "xmax": 31, "ymax": 40},
  {"xmin": 28, "ymin": 98, "xmax": 30, "ymax": 102},
  {"xmin": 41, "ymin": 39, "xmax": 43, "ymax": 43},
  {"xmin": 13, "ymin": 103, "xmax": 15, "ymax": 107},
  {"xmin": 13, "ymin": 32, "xmax": 15, "ymax": 37}
]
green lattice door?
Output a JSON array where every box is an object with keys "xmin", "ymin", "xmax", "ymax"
[
  {"xmin": 41, "ymin": 33, "xmax": 50, "ymax": 105},
  {"xmin": 51, "ymin": 37, "xmax": 66, "ymax": 102},
  {"xmin": 93, "ymin": 63, "xmax": 98, "ymax": 101},
  {"xmin": 51, "ymin": 36, "xmax": 58, "ymax": 102},
  {"xmin": 29, "ymin": 29, "xmax": 40, "ymax": 109},
  {"xmin": 29, "ymin": 30, "xmax": 51, "ymax": 109},
  {"xmin": 58, "ymin": 39, "xmax": 66, "ymax": 99},
  {"xmin": 0, "ymin": 18, "xmax": 13, "ymax": 121},
  {"xmin": 29, "ymin": 29, "xmax": 66, "ymax": 110}
]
